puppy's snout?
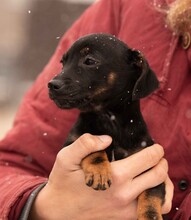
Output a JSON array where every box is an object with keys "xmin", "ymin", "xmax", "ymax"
[
  {"xmin": 48, "ymin": 78, "xmax": 72, "ymax": 91},
  {"xmin": 48, "ymin": 79, "xmax": 63, "ymax": 91}
]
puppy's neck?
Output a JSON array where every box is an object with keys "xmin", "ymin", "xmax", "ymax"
[
  {"xmin": 106, "ymin": 99, "xmax": 141, "ymax": 120},
  {"xmin": 106, "ymin": 100, "xmax": 154, "ymax": 152}
]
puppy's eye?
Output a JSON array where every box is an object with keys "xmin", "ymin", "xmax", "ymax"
[{"xmin": 84, "ymin": 58, "xmax": 97, "ymax": 65}]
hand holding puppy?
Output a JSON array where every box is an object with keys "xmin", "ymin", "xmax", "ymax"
[{"xmin": 29, "ymin": 134, "xmax": 173, "ymax": 220}]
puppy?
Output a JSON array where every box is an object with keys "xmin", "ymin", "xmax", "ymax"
[{"xmin": 48, "ymin": 33, "xmax": 165, "ymax": 220}]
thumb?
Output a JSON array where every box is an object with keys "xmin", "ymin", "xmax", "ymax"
[{"xmin": 58, "ymin": 133, "xmax": 112, "ymax": 169}]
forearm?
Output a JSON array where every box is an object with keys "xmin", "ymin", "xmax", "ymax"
[{"xmin": 0, "ymin": 166, "xmax": 47, "ymax": 220}]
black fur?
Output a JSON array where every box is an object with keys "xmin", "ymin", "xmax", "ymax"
[{"xmin": 48, "ymin": 33, "xmax": 165, "ymax": 212}]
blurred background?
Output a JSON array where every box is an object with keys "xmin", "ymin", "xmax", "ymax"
[{"xmin": 0, "ymin": 0, "xmax": 95, "ymax": 139}]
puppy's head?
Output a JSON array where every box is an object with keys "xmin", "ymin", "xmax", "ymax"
[{"xmin": 48, "ymin": 33, "xmax": 159, "ymax": 111}]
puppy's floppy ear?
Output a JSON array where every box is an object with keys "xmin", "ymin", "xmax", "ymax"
[{"xmin": 129, "ymin": 50, "xmax": 159, "ymax": 100}]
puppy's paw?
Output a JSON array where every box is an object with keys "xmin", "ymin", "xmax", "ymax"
[
  {"xmin": 81, "ymin": 151, "xmax": 112, "ymax": 190},
  {"xmin": 85, "ymin": 162, "xmax": 112, "ymax": 190}
]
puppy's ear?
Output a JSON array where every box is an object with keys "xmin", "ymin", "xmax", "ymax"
[{"xmin": 129, "ymin": 50, "xmax": 159, "ymax": 101}]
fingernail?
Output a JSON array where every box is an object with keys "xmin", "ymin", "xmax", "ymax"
[{"xmin": 98, "ymin": 135, "xmax": 112, "ymax": 143}]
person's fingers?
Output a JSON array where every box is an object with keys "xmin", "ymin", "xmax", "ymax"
[
  {"xmin": 162, "ymin": 176, "xmax": 174, "ymax": 214},
  {"xmin": 112, "ymin": 144, "xmax": 164, "ymax": 179},
  {"xmin": 113, "ymin": 159, "xmax": 169, "ymax": 204},
  {"xmin": 113, "ymin": 159, "xmax": 168, "ymax": 201},
  {"xmin": 58, "ymin": 133, "xmax": 112, "ymax": 169},
  {"xmin": 130, "ymin": 158, "xmax": 168, "ymax": 198}
]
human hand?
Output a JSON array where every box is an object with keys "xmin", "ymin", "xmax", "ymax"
[{"xmin": 29, "ymin": 133, "xmax": 173, "ymax": 220}]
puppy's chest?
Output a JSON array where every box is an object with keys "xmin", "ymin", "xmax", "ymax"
[
  {"xmin": 97, "ymin": 112, "xmax": 132, "ymax": 159},
  {"xmin": 75, "ymin": 111, "xmax": 146, "ymax": 160},
  {"xmin": 99, "ymin": 112, "xmax": 120, "ymax": 136},
  {"xmin": 79, "ymin": 111, "xmax": 126, "ymax": 146},
  {"xmin": 96, "ymin": 112, "xmax": 148, "ymax": 160}
]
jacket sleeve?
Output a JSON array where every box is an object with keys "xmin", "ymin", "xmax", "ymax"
[
  {"xmin": 0, "ymin": 0, "xmax": 121, "ymax": 219},
  {"xmin": 173, "ymin": 193, "xmax": 191, "ymax": 220},
  {"xmin": 173, "ymin": 45, "xmax": 191, "ymax": 220},
  {"xmin": 171, "ymin": 46, "xmax": 191, "ymax": 220}
]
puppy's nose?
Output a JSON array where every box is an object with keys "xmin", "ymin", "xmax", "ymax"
[{"xmin": 48, "ymin": 79, "xmax": 64, "ymax": 91}]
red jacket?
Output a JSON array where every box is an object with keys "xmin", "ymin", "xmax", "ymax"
[{"xmin": 0, "ymin": 0, "xmax": 190, "ymax": 219}]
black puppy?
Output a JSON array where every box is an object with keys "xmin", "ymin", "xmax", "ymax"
[{"xmin": 48, "ymin": 33, "xmax": 165, "ymax": 220}]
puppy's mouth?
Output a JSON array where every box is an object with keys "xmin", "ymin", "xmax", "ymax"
[
  {"xmin": 54, "ymin": 97, "xmax": 91, "ymax": 109},
  {"xmin": 49, "ymin": 90, "xmax": 91, "ymax": 109}
]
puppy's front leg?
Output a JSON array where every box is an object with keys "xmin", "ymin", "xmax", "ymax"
[
  {"xmin": 81, "ymin": 151, "xmax": 112, "ymax": 190},
  {"xmin": 137, "ymin": 183, "xmax": 165, "ymax": 220}
]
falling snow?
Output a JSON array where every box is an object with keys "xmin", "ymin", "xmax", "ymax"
[
  {"xmin": 110, "ymin": 115, "xmax": 116, "ymax": 121},
  {"xmin": 141, "ymin": 141, "xmax": 147, "ymax": 147}
]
